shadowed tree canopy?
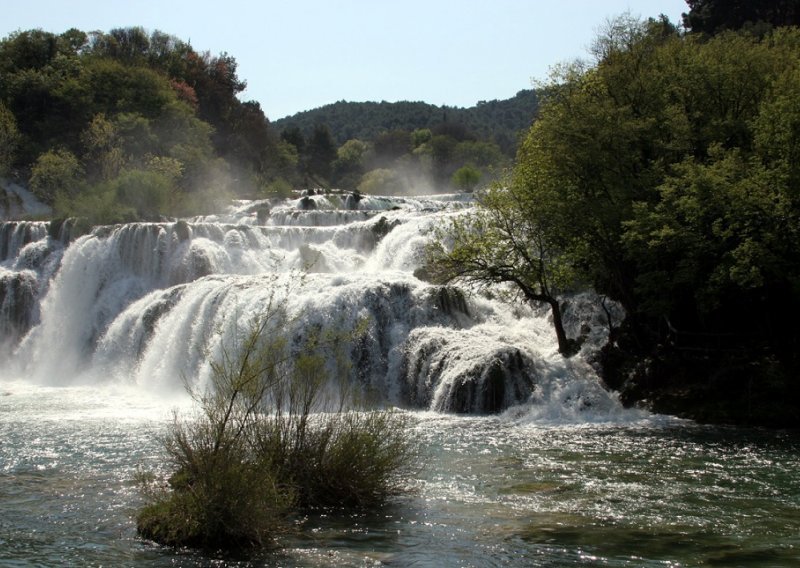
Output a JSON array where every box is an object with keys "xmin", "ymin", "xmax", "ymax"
[{"xmin": 683, "ymin": 0, "xmax": 800, "ymax": 34}]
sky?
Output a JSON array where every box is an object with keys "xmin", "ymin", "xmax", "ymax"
[{"xmin": 3, "ymin": 0, "xmax": 689, "ymax": 120}]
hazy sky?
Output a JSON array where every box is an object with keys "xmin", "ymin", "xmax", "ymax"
[{"xmin": 3, "ymin": 0, "xmax": 689, "ymax": 120}]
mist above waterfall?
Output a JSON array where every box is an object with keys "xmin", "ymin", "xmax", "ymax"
[{"xmin": 0, "ymin": 190, "xmax": 629, "ymax": 419}]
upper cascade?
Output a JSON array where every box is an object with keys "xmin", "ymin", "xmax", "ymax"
[{"xmin": 0, "ymin": 190, "xmax": 628, "ymax": 421}]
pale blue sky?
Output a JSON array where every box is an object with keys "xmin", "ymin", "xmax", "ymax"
[{"xmin": 3, "ymin": 0, "xmax": 689, "ymax": 120}]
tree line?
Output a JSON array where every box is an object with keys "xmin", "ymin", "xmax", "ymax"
[
  {"xmin": 0, "ymin": 27, "xmax": 305, "ymax": 222},
  {"xmin": 0, "ymin": 28, "xmax": 533, "ymax": 223},
  {"xmin": 273, "ymin": 91, "xmax": 539, "ymax": 153},
  {"xmin": 272, "ymin": 92, "xmax": 538, "ymax": 194}
]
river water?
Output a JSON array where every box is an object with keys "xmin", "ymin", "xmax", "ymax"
[
  {"xmin": 1, "ymin": 384, "xmax": 798, "ymax": 567},
  {"xmin": 1, "ymin": 192, "xmax": 799, "ymax": 566}
]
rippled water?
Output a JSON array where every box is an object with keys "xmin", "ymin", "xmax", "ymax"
[{"xmin": 1, "ymin": 384, "xmax": 798, "ymax": 567}]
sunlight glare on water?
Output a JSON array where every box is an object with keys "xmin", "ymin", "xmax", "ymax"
[{"xmin": 3, "ymin": 385, "xmax": 799, "ymax": 567}]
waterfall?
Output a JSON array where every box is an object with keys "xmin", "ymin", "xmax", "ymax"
[{"xmin": 0, "ymin": 191, "xmax": 622, "ymax": 415}]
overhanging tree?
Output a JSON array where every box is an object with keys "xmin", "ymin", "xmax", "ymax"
[{"xmin": 427, "ymin": 181, "xmax": 581, "ymax": 356}]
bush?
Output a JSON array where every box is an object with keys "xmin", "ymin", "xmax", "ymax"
[
  {"xmin": 301, "ymin": 409, "xmax": 415, "ymax": 508},
  {"xmin": 115, "ymin": 169, "xmax": 172, "ymax": 219},
  {"xmin": 30, "ymin": 149, "xmax": 84, "ymax": 203},
  {"xmin": 136, "ymin": 418, "xmax": 292, "ymax": 549},
  {"xmin": 53, "ymin": 182, "xmax": 137, "ymax": 225},
  {"xmin": 452, "ymin": 164, "xmax": 482, "ymax": 191},
  {"xmin": 357, "ymin": 168, "xmax": 405, "ymax": 195},
  {"xmin": 136, "ymin": 298, "xmax": 417, "ymax": 551}
]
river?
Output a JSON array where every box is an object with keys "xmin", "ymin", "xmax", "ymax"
[{"xmin": 1, "ymin": 191, "xmax": 798, "ymax": 566}]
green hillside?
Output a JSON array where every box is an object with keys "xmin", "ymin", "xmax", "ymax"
[{"xmin": 273, "ymin": 90, "xmax": 539, "ymax": 156}]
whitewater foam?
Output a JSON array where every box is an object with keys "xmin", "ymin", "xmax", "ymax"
[{"xmin": 0, "ymin": 191, "xmax": 638, "ymax": 423}]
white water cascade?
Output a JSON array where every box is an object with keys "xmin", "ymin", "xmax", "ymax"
[{"xmin": 0, "ymin": 191, "xmax": 626, "ymax": 417}]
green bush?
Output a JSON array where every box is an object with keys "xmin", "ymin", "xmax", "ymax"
[
  {"xmin": 115, "ymin": 169, "xmax": 172, "ymax": 219},
  {"xmin": 30, "ymin": 149, "xmax": 84, "ymax": 203},
  {"xmin": 53, "ymin": 182, "xmax": 137, "ymax": 225},
  {"xmin": 136, "ymin": 299, "xmax": 417, "ymax": 551},
  {"xmin": 302, "ymin": 409, "xmax": 415, "ymax": 508},
  {"xmin": 261, "ymin": 177, "xmax": 293, "ymax": 198},
  {"xmin": 137, "ymin": 412, "xmax": 292, "ymax": 549}
]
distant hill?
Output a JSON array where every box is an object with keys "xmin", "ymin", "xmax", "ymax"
[{"xmin": 272, "ymin": 90, "xmax": 539, "ymax": 155}]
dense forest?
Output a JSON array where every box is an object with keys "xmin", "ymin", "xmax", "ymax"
[
  {"xmin": 0, "ymin": 26, "xmax": 297, "ymax": 222},
  {"xmin": 273, "ymin": 91, "xmax": 539, "ymax": 154},
  {"xmin": 429, "ymin": 1, "xmax": 800, "ymax": 427}
]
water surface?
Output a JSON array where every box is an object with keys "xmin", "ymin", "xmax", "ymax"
[{"xmin": 1, "ymin": 384, "xmax": 798, "ymax": 567}]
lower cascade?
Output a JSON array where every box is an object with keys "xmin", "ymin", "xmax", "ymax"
[{"xmin": 0, "ymin": 191, "xmax": 624, "ymax": 417}]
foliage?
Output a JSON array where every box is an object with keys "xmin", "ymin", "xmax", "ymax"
[
  {"xmin": 0, "ymin": 26, "xmax": 530, "ymax": 203},
  {"xmin": 682, "ymin": 0, "xmax": 800, "ymax": 35},
  {"xmin": 305, "ymin": 123, "xmax": 337, "ymax": 182},
  {"xmin": 261, "ymin": 177, "xmax": 293, "ymax": 199},
  {"xmin": 0, "ymin": 101, "xmax": 19, "ymax": 175},
  {"xmin": 273, "ymin": 90, "xmax": 539, "ymax": 153},
  {"xmin": 53, "ymin": 179, "xmax": 136, "ymax": 225},
  {"xmin": 474, "ymin": 15, "xmax": 800, "ymax": 422},
  {"xmin": 425, "ymin": 183, "xmax": 580, "ymax": 355},
  {"xmin": 137, "ymin": 294, "xmax": 416, "ymax": 551},
  {"xmin": 29, "ymin": 148, "xmax": 84, "ymax": 203},
  {"xmin": 331, "ymin": 138, "xmax": 368, "ymax": 188},
  {"xmin": 357, "ymin": 168, "xmax": 405, "ymax": 195},
  {"xmin": 451, "ymin": 164, "xmax": 482, "ymax": 191},
  {"xmin": 0, "ymin": 26, "xmax": 292, "ymax": 218},
  {"xmin": 372, "ymin": 129, "xmax": 411, "ymax": 166},
  {"xmin": 114, "ymin": 170, "xmax": 173, "ymax": 218}
]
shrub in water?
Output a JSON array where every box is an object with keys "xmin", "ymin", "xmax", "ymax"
[{"xmin": 136, "ymin": 296, "xmax": 416, "ymax": 551}]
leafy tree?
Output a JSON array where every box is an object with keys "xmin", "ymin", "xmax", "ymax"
[
  {"xmin": 0, "ymin": 102, "xmax": 19, "ymax": 175},
  {"xmin": 0, "ymin": 29, "xmax": 59, "ymax": 73},
  {"xmin": 426, "ymin": 183, "xmax": 580, "ymax": 355},
  {"xmin": 683, "ymin": 0, "xmax": 800, "ymax": 35},
  {"xmin": 371, "ymin": 129, "xmax": 411, "ymax": 166},
  {"xmin": 429, "ymin": 134, "xmax": 458, "ymax": 181},
  {"xmin": 305, "ymin": 123, "xmax": 337, "ymax": 182},
  {"xmin": 358, "ymin": 168, "xmax": 404, "ymax": 195},
  {"xmin": 29, "ymin": 148, "xmax": 83, "ymax": 202},
  {"xmin": 263, "ymin": 140, "xmax": 301, "ymax": 185},
  {"xmin": 57, "ymin": 28, "xmax": 88, "ymax": 56},
  {"xmin": 451, "ymin": 164, "xmax": 482, "ymax": 191},
  {"xmin": 114, "ymin": 169, "xmax": 173, "ymax": 219},
  {"xmin": 280, "ymin": 124, "xmax": 305, "ymax": 154},
  {"xmin": 453, "ymin": 140, "xmax": 506, "ymax": 170},
  {"xmin": 336, "ymin": 138, "xmax": 368, "ymax": 166},
  {"xmin": 332, "ymin": 138, "xmax": 368, "ymax": 187},
  {"xmin": 411, "ymin": 128, "xmax": 432, "ymax": 148},
  {"xmin": 468, "ymin": 16, "xmax": 800, "ymax": 422},
  {"xmin": 80, "ymin": 113, "xmax": 122, "ymax": 182},
  {"xmin": 0, "ymin": 25, "xmax": 290, "ymax": 215},
  {"xmin": 85, "ymin": 58, "xmax": 176, "ymax": 118},
  {"xmin": 54, "ymin": 178, "xmax": 135, "ymax": 225}
]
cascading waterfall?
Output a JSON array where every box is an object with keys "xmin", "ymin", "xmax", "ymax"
[{"xmin": 0, "ymin": 190, "xmax": 624, "ymax": 415}]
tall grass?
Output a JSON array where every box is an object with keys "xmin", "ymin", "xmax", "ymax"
[{"xmin": 136, "ymin": 297, "xmax": 417, "ymax": 551}]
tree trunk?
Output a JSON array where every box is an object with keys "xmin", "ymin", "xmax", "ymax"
[
  {"xmin": 547, "ymin": 297, "xmax": 577, "ymax": 357},
  {"xmin": 510, "ymin": 278, "xmax": 578, "ymax": 357}
]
